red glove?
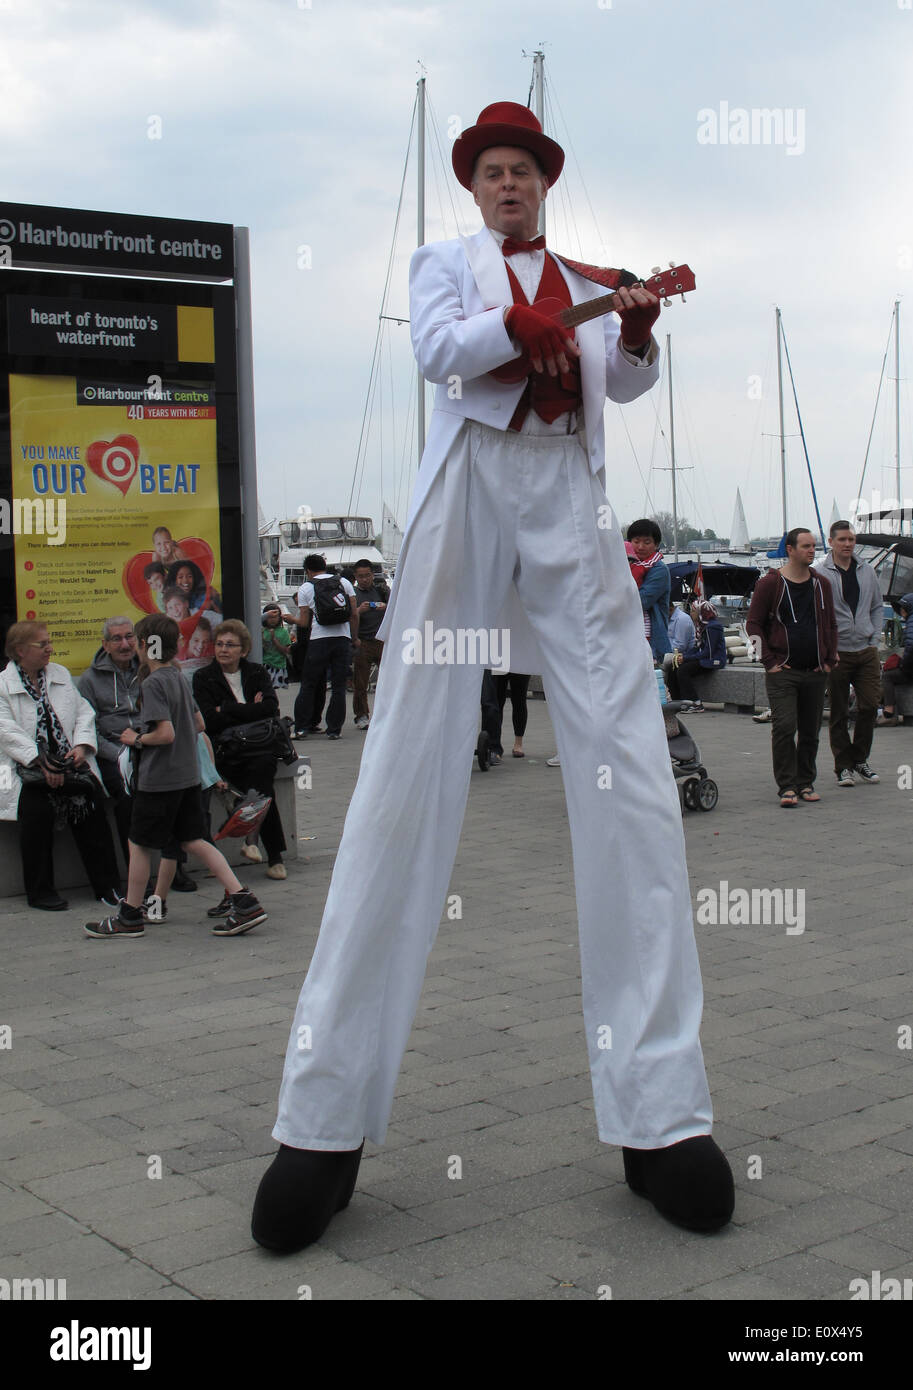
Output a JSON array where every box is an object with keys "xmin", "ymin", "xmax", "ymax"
[
  {"xmin": 616, "ymin": 294, "xmax": 660, "ymax": 350},
  {"xmin": 505, "ymin": 304, "xmax": 576, "ymax": 372}
]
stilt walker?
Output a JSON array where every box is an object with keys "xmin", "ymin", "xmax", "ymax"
[{"xmin": 252, "ymin": 102, "xmax": 734, "ymax": 1249}]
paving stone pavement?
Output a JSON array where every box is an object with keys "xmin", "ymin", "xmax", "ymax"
[{"xmin": 1, "ymin": 690, "xmax": 911, "ymax": 1302}]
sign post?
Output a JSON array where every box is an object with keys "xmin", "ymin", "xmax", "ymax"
[{"xmin": 0, "ymin": 200, "xmax": 257, "ymax": 672}]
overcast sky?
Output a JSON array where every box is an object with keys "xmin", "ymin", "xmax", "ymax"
[{"xmin": 2, "ymin": 0, "xmax": 912, "ymax": 544}]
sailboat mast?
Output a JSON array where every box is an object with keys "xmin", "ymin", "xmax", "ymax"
[
  {"xmin": 776, "ymin": 306, "xmax": 787, "ymax": 536},
  {"xmin": 417, "ymin": 75, "xmax": 426, "ymax": 460},
  {"xmin": 667, "ymin": 333, "xmax": 679, "ymax": 561},
  {"xmin": 532, "ymin": 50, "xmax": 546, "ymax": 239},
  {"xmin": 895, "ymin": 299, "xmax": 901, "ymax": 531}
]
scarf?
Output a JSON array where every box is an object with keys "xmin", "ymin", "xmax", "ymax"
[{"xmin": 16, "ymin": 666, "xmax": 91, "ymax": 826}]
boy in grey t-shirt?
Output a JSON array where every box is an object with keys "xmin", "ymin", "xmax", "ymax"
[{"xmin": 84, "ymin": 614, "xmax": 267, "ymax": 940}]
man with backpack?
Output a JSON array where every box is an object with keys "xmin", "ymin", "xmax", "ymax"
[{"xmin": 292, "ymin": 554, "xmax": 359, "ymax": 741}]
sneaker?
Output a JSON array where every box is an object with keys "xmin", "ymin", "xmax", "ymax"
[
  {"xmin": 854, "ymin": 762, "xmax": 880, "ymax": 783},
  {"xmin": 84, "ymin": 908, "xmax": 144, "ymax": 939},
  {"xmin": 292, "ymin": 729, "xmax": 309, "ymax": 739},
  {"xmin": 326, "ymin": 732, "xmax": 341, "ymax": 740},
  {"xmin": 213, "ymin": 891, "xmax": 267, "ymax": 936},
  {"xmin": 489, "ymin": 752, "xmax": 502, "ymax": 766},
  {"xmin": 837, "ymin": 768, "xmax": 855, "ymax": 788},
  {"xmin": 171, "ymin": 868, "xmax": 198, "ymax": 893},
  {"xmin": 207, "ymin": 885, "xmax": 248, "ymax": 918},
  {"xmin": 142, "ymin": 894, "xmax": 167, "ymax": 922},
  {"xmin": 266, "ymin": 863, "xmax": 287, "ymax": 880},
  {"xmin": 354, "ymin": 715, "xmax": 370, "ymax": 730},
  {"xmin": 97, "ymin": 889, "xmax": 124, "ymax": 911},
  {"xmin": 752, "ymin": 708, "xmax": 772, "ymax": 723},
  {"xmin": 241, "ymin": 843, "xmax": 263, "ymax": 864},
  {"xmin": 876, "ymin": 713, "xmax": 899, "ymax": 727},
  {"xmin": 546, "ymin": 754, "xmax": 561, "ymax": 767}
]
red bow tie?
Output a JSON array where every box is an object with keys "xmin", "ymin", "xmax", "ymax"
[{"xmin": 501, "ymin": 235, "xmax": 546, "ymax": 256}]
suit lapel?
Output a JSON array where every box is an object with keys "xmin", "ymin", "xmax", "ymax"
[{"xmin": 460, "ymin": 227, "xmax": 510, "ymax": 310}]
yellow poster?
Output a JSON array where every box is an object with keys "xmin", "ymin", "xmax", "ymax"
[{"xmin": 9, "ymin": 370, "xmax": 223, "ymax": 674}]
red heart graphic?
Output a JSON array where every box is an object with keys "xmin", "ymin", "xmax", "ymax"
[
  {"xmin": 122, "ymin": 538, "xmax": 216, "ymax": 619},
  {"xmin": 87, "ymin": 435, "xmax": 140, "ymax": 495}
]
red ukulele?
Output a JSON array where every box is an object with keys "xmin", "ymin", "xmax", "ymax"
[{"xmin": 492, "ymin": 262, "xmax": 696, "ymax": 384}]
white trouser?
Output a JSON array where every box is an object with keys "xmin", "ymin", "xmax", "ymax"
[{"xmin": 274, "ymin": 422, "xmax": 713, "ymax": 1150}]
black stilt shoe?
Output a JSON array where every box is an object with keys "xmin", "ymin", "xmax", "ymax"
[
  {"xmin": 622, "ymin": 1135, "xmax": 734, "ymax": 1232},
  {"xmin": 251, "ymin": 1141, "xmax": 364, "ymax": 1252}
]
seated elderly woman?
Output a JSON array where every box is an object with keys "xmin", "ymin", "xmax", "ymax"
[
  {"xmin": 0, "ymin": 620, "xmax": 122, "ymax": 911},
  {"xmin": 192, "ymin": 619, "xmax": 288, "ymax": 879}
]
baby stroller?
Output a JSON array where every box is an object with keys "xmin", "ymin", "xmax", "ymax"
[{"xmin": 663, "ymin": 700, "xmax": 719, "ymax": 812}]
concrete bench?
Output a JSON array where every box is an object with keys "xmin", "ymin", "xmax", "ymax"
[
  {"xmin": 0, "ymin": 756, "xmax": 307, "ymax": 898},
  {"xmin": 693, "ymin": 665, "xmax": 768, "ymax": 713},
  {"xmin": 534, "ymin": 664, "xmax": 767, "ymax": 712}
]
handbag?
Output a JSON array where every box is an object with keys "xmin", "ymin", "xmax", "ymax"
[
  {"xmin": 17, "ymin": 746, "xmax": 99, "ymax": 795},
  {"xmin": 215, "ymin": 716, "xmax": 297, "ymax": 766}
]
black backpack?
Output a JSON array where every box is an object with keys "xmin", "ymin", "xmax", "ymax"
[{"xmin": 312, "ymin": 575, "xmax": 351, "ymax": 627}]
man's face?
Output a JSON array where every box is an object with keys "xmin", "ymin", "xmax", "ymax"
[
  {"xmin": 831, "ymin": 528, "xmax": 856, "ymax": 562},
  {"xmin": 471, "ymin": 146, "xmax": 547, "ymax": 240},
  {"xmin": 355, "ymin": 568, "xmax": 374, "ymax": 589},
  {"xmin": 629, "ymin": 534, "xmax": 658, "ymax": 562},
  {"xmin": 166, "ymin": 596, "xmax": 189, "ymax": 621},
  {"xmin": 103, "ymin": 623, "xmax": 136, "ymax": 668},
  {"xmin": 788, "ymin": 532, "xmax": 817, "ymax": 567}
]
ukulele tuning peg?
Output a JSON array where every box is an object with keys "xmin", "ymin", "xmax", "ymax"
[
  {"xmin": 651, "ymin": 266, "xmax": 662, "ymax": 275},
  {"xmin": 668, "ymin": 261, "xmax": 676, "ymax": 269},
  {"xmin": 663, "ymin": 297, "xmax": 672, "ymax": 308}
]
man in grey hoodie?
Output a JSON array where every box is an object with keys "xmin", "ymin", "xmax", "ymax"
[
  {"xmin": 814, "ymin": 521, "xmax": 885, "ymax": 787},
  {"xmin": 77, "ymin": 617, "xmax": 141, "ymax": 854}
]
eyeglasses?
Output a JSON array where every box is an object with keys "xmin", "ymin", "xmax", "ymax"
[{"xmin": 215, "ymin": 641, "xmax": 242, "ymax": 649}]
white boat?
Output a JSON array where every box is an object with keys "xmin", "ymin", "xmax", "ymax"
[{"xmin": 270, "ymin": 513, "xmax": 386, "ymax": 608}]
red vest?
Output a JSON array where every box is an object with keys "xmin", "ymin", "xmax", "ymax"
[{"xmin": 503, "ymin": 255, "xmax": 583, "ymax": 430}]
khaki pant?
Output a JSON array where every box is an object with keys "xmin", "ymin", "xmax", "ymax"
[
  {"xmin": 352, "ymin": 637, "xmax": 384, "ymax": 720},
  {"xmin": 766, "ymin": 668, "xmax": 828, "ymax": 794}
]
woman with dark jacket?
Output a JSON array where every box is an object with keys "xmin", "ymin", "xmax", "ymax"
[
  {"xmin": 666, "ymin": 601, "xmax": 728, "ymax": 712},
  {"xmin": 192, "ymin": 619, "xmax": 287, "ymax": 879}
]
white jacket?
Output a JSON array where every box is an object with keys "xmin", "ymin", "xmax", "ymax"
[
  {"xmin": 377, "ymin": 226, "xmax": 661, "ymax": 671},
  {"xmin": 0, "ymin": 661, "xmax": 103, "ymax": 820}
]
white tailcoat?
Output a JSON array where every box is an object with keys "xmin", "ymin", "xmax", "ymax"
[{"xmin": 378, "ymin": 226, "xmax": 659, "ymax": 674}]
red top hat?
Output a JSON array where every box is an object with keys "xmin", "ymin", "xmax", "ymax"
[{"xmin": 452, "ymin": 102, "xmax": 565, "ymax": 191}]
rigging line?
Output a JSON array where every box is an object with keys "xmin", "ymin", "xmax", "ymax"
[
  {"xmin": 347, "ymin": 93, "xmax": 418, "ymax": 517},
  {"xmin": 856, "ymin": 308, "xmax": 894, "ymax": 513},
  {"xmin": 615, "ymin": 401, "xmax": 657, "ymax": 516},
  {"xmin": 396, "ymin": 379, "xmax": 418, "ymax": 524},
  {"xmin": 543, "ymin": 84, "xmax": 585, "ymax": 258},
  {"xmin": 543, "ymin": 71, "xmax": 605, "ymax": 257},
  {"xmin": 426, "ymin": 95, "xmax": 466, "ymax": 237},
  {"xmin": 779, "ymin": 315, "xmax": 825, "ymax": 550}
]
